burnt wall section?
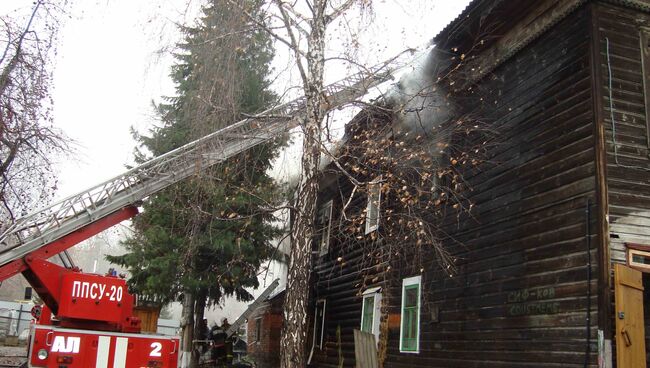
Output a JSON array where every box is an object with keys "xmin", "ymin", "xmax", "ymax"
[
  {"xmin": 308, "ymin": 174, "xmax": 390, "ymax": 368},
  {"xmin": 380, "ymin": 8, "xmax": 598, "ymax": 368},
  {"xmin": 595, "ymin": 4, "xmax": 650, "ymax": 264},
  {"xmin": 308, "ymin": 5, "xmax": 600, "ymax": 368}
]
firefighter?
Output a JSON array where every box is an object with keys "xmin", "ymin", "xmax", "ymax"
[
  {"xmin": 209, "ymin": 320, "xmax": 227, "ymax": 365},
  {"xmin": 221, "ymin": 318, "xmax": 234, "ymax": 365}
]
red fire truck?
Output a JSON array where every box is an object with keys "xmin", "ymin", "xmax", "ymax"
[{"xmin": 0, "ymin": 207, "xmax": 179, "ymax": 367}]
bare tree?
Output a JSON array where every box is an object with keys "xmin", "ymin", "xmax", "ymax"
[
  {"xmin": 222, "ymin": 1, "xmax": 378, "ymax": 366},
  {"xmin": 0, "ymin": 0, "xmax": 70, "ymax": 225},
  {"xmin": 226, "ymin": 1, "xmax": 489, "ymax": 366}
]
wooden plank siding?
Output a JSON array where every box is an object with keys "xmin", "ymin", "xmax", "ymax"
[
  {"xmin": 308, "ymin": 6, "xmax": 599, "ymax": 367},
  {"xmin": 306, "ymin": 1, "xmax": 650, "ymax": 367},
  {"xmin": 594, "ymin": 3, "xmax": 650, "ymax": 262},
  {"xmin": 593, "ymin": 3, "xmax": 650, "ymax": 365},
  {"xmin": 382, "ymin": 8, "xmax": 598, "ymax": 368},
  {"xmin": 308, "ymin": 173, "xmax": 390, "ymax": 368}
]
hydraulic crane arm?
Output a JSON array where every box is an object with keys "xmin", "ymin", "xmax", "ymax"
[
  {"xmin": 0, "ymin": 207, "xmax": 138, "ymax": 282},
  {"xmin": 0, "ymin": 51, "xmax": 413, "ymax": 281}
]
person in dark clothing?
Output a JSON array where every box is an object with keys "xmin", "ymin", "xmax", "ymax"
[
  {"xmin": 221, "ymin": 318, "xmax": 233, "ymax": 365},
  {"xmin": 209, "ymin": 320, "xmax": 227, "ymax": 365}
]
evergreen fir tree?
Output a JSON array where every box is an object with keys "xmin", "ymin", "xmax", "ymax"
[{"xmin": 108, "ymin": 2, "xmax": 282, "ymax": 365}]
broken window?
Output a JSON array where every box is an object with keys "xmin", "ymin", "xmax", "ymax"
[
  {"xmin": 365, "ymin": 176, "xmax": 382, "ymax": 234},
  {"xmin": 318, "ymin": 200, "xmax": 333, "ymax": 256},
  {"xmin": 312, "ymin": 299, "xmax": 326, "ymax": 350}
]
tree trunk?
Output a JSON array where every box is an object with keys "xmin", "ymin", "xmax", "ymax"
[
  {"xmin": 179, "ymin": 290, "xmax": 195, "ymax": 368},
  {"xmin": 280, "ymin": 4, "xmax": 327, "ymax": 367},
  {"xmin": 191, "ymin": 289, "xmax": 207, "ymax": 368}
]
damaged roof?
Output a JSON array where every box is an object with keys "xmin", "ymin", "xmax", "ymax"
[{"xmin": 433, "ymin": 0, "xmax": 650, "ymax": 84}]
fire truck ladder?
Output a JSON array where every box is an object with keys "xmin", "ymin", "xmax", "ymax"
[
  {"xmin": 0, "ymin": 52, "xmax": 412, "ymax": 273},
  {"xmin": 225, "ymin": 278, "xmax": 279, "ymax": 338}
]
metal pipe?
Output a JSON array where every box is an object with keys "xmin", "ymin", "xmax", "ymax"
[{"xmin": 585, "ymin": 198, "xmax": 592, "ymax": 368}]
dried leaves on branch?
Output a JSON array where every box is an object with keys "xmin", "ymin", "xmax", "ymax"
[{"xmin": 332, "ymin": 105, "xmax": 491, "ymax": 276}]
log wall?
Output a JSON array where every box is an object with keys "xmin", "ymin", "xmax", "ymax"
[
  {"xmin": 380, "ymin": 7, "xmax": 599, "ymax": 368},
  {"xmin": 308, "ymin": 3, "xmax": 627, "ymax": 368}
]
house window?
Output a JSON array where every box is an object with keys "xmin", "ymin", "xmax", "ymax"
[
  {"xmin": 254, "ymin": 318, "xmax": 262, "ymax": 342},
  {"xmin": 365, "ymin": 176, "xmax": 382, "ymax": 234},
  {"xmin": 399, "ymin": 276, "xmax": 421, "ymax": 353},
  {"xmin": 360, "ymin": 287, "xmax": 382, "ymax": 343},
  {"xmin": 628, "ymin": 246, "xmax": 650, "ymax": 272},
  {"xmin": 312, "ymin": 299, "xmax": 326, "ymax": 350},
  {"xmin": 318, "ymin": 200, "xmax": 333, "ymax": 255}
]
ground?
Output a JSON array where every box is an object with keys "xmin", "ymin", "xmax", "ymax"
[{"xmin": 0, "ymin": 346, "xmax": 27, "ymax": 367}]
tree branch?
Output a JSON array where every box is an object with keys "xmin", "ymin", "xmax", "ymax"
[
  {"xmin": 273, "ymin": 0, "xmax": 309, "ymax": 87},
  {"xmin": 224, "ymin": 0, "xmax": 308, "ymax": 60},
  {"xmin": 325, "ymin": 0, "xmax": 356, "ymax": 25}
]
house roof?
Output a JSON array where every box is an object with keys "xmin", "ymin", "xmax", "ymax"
[
  {"xmin": 607, "ymin": 0, "xmax": 650, "ymax": 12},
  {"xmin": 433, "ymin": 0, "xmax": 650, "ymax": 85},
  {"xmin": 433, "ymin": 0, "xmax": 506, "ymax": 47},
  {"xmin": 433, "ymin": 0, "xmax": 586, "ymax": 84}
]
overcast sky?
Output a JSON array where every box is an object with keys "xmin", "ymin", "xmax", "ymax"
[
  {"xmin": 2, "ymin": 0, "xmax": 470, "ymax": 320},
  {"xmin": 39, "ymin": 0, "xmax": 471, "ymax": 200}
]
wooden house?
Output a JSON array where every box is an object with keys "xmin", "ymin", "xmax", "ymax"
[{"xmin": 307, "ymin": 0, "xmax": 650, "ymax": 367}]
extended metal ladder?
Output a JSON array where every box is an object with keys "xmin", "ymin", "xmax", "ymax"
[
  {"xmin": 225, "ymin": 278, "xmax": 280, "ymax": 338},
  {"xmin": 0, "ymin": 51, "xmax": 413, "ymax": 269}
]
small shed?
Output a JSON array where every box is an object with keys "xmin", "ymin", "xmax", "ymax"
[{"xmin": 246, "ymin": 290, "xmax": 285, "ymax": 368}]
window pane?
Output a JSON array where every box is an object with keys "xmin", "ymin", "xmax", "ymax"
[
  {"xmin": 632, "ymin": 254, "xmax": 650, "ymax": 265},
  {"xmin": 401, "ymin": 308, "xmax": 411, "ymax": 338},
  {"xmin": 401, "ymin": 279, "xmax": 420, "ymax": 352},
  {"xmin": 361, "ymin": 296, "xmax": 375, "ymax": 333},
  {"xmin": 369, "ymin": 184, "xmax": 379, "ymax": 221},
  {"xmin": 366, "ymin": 177, "xmax": 381, "ymax": 233},
  {"xmin": 405, "ymin": 285, "xmax": 418, "ymax": 307}
]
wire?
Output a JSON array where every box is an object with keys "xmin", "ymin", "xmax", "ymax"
[{"xmin": 605, "ymin": 37, "xmax": 650, "ymax": 171}]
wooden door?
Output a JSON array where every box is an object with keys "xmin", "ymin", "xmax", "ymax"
[{"xmin": 615, "ymin": 263, "xmax": 647, "ymax": 368}]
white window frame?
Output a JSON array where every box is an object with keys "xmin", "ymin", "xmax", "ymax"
[
  {"xmin": 313, "ymin": 299, "xmax": 326, "ymax": 349},
  {"xmin": 308, "ymin": 299, "xmax": 327, "ymax": 365},
  {"xmin": 365, "ymin": 176, "xmax": 382, "ymax": 234},
  {"xmin": 399, "ymin": 275, "xmax": 421, "ymax": 354},
  {"xmin": 318, "ymin": 200, "xmax": 333, "ymax": 256},
  {"xmin": 360, "ymin": 287, "xmax": 382, "ymax": 344}
]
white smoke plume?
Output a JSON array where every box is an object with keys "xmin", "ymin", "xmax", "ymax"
[{"xmin": 379, "ymin": 46, "xmax": 456, "ymax": 165}]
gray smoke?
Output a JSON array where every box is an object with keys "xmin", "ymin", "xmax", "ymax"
[{"xmin": 385, "ymin": 46, "xmax": 455, "ymax": 156}]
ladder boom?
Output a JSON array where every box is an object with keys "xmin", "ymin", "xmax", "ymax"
[{"xmin": 0, "ymin": 52, "xmax": 411, "ymax": 272}]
